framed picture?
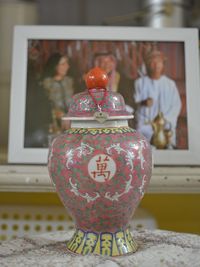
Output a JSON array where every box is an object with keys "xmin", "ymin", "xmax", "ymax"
[{"xmin": 8, "ymin": 25, "xmax": 200, "ymax": 165}]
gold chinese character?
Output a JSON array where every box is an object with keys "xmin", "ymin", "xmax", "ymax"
[
  {"xmin": 67, "ymin": 229, "xmax": 84, "ymax": 252},
  {"xmin": 82, "ymin": 232, "xmax": 98, "ymax": 255},
  {"xmin": 101, "ymin": 233, "xmax": 113, "ymax": 256}
]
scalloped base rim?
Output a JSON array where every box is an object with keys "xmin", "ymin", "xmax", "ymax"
[{"xmin": 66, "ymin": 228, "xmax": 138, "ymax": 256}]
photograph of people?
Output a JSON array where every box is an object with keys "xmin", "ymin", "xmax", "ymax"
[
  {"xmin": 25, "ymin": 40, "xmax": 186, "ymax": 150},
  {"xmin": 133, "ymin": 50, "xmax": 182, "ymax": 149},
  {"xmin": 42, "ymin": 53, "xmax": 74, "ymax": 134}
]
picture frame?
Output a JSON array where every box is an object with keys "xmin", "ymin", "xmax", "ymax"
[{"xmin": 8, "ymin": 25, "xmax": 200, "ymax": 165}]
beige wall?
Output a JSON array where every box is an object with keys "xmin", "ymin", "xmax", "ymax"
[
  {"xmin": 0, "ymin": 81, "xmax": 10, "ymax": 146},
  {"xmin": 0, "ymin": 1, "xmax": 38, "ymax": 147}
]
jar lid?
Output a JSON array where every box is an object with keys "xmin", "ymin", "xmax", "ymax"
[{"xmin": 64, "ymin": 67, "xmax": 133, "ymax": 123}]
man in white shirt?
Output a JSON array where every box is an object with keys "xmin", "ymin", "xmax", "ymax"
[{"xmin": 133, "ymin": 50, "xmax": 182, "ymax": 148}]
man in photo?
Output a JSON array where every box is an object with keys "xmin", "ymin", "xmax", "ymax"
[{"xmin": 133, "ymin": 50, "xmax": 182, "ymax": 149}]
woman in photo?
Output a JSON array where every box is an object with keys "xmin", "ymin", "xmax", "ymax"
[{"xmin": 42, "ymin": 53, "xmax": 74, "ymax": 134}]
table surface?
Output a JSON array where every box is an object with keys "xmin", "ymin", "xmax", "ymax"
[{"xmin": 0, "ymin": 229, "xmax": 200, "ymax": 267}]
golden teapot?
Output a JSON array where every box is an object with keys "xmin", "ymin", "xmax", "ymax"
[{"xmin": 151, "ymin": 112, "xmax": 173, "ymax": 149}]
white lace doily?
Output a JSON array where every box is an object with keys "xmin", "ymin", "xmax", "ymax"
[{"xmin": 0, "ymin": 229, "xmax": 200, "ymax": 267}]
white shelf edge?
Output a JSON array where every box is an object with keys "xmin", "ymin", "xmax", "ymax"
[{"xmin": 0, "ymin": 165, "xmax": 200, "ymax": 193}]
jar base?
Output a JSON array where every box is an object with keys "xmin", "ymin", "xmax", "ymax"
[{"xmin": 66, "ymin": 228, "xmax": 138, "ymax": 256}]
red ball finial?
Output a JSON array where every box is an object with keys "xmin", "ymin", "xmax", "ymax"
[{"xmin": 85, "ymin": 67, "xmax": 108, "ymax": 90}]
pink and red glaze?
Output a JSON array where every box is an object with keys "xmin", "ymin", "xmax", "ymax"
[
  {"xmin": 48, "ymin": 67, "xmax": 152, "ymax": 255},
  {"xmin": 48, "ymin": 127, "xmax": 152, "ymax": 232}
]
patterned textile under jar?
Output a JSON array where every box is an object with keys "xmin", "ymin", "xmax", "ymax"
[{"xmin": 48, "ymin": 67, "xmax": 152, "ymax": 256}]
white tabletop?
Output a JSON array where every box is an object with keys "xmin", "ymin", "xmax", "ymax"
[{"xmin": 0, "ymin": 229, "xmax": 200, "ymax": 267}]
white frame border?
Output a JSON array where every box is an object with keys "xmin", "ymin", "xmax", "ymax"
[{"xmin": 8, "ymin": 25, "xmax": 200, "ymax": 165}]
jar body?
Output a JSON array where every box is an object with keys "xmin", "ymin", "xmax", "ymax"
[{"xmin": 48, "ymin": 124, "xmax": 152, "ymax": 256}]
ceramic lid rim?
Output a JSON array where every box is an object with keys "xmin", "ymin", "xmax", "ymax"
[{"xmin": 62, "ymin": 115, "xmax": 134, "ymax": 121}]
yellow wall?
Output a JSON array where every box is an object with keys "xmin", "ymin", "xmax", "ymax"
[
  {"xmin": 0, "ymin": 192, "xmax": 200, "ymax": 235},
  {"xmin": 141, "ymin": 194, "xmax": 200, "ymax": 235}
]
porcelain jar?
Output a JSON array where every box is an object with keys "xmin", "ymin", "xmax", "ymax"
[{"xmin": 48, "ymin": 67, "xmax": 152, "ymax": 256}]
